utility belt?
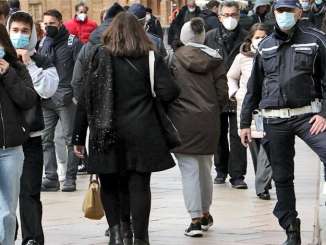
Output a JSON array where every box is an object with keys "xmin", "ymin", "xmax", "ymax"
[{"xmin": 260, "ymin": 99, "xmax": 322, "ymax": 119}]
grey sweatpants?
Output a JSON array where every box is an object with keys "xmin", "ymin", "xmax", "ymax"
[{"xmin": 175, "ymin": 154, "xmax": 213, "ymax": 219}]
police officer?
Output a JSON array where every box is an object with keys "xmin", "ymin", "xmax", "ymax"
[
  {"xmin": 240, "ymin": 0, "xmax": 326, "ymax": 244},
  {"xmin": 38, "ymin": 9, "xmax": 83, "ymax": 192}
]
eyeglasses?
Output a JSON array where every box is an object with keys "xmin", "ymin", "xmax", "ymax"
[{"xmin": 220, "ymin": 13, "xmax": 239, "ymax": 17}]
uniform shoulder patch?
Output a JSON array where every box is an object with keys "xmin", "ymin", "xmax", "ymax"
[{"xmin": 68, "ymin": 34, "xmax": 75, "ymax": 46}]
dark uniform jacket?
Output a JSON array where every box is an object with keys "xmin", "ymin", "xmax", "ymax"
[
  {"xmin": 241, "ymin": 24, "xmax": 326, "ymax": 129},
  {"xmin": 38, "ymin": 26, "xmax": 83, "ymax": 108}
]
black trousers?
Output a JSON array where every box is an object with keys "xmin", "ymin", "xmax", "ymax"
[
  {"xmin": 214, "ymin": 112, "xmax": 247, "ymax": 179},
  {"xmin": 20, "ymin": 136, "xmax": 44, "ymax": 245},
  {"xmin": 99, "ymin": 172, "xmax": 151, "ymax": 240},
  {"xmin": 264, "ymin": 114, "xmax": 326, "ymax": 229}
]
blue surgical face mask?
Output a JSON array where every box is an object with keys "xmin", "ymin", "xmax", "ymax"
[
  {"xmin": 301, "ymin": 2, "xmax": 310, "ymax": 10},
  {"xmin": 315, "ymin": 0, "xmax": 323, "ymax": 5},
  {"xmin": 275, "ymin": 12, "xmax": 297, "ymax": 31},
  {"xmin": 10, "ymin": 33, "xmax": 30, "ymax": 49},
  {"xmin": 0, "ymin": 46, "xmax": 5, "ymax": 59}
]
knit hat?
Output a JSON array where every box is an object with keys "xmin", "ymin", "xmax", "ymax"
[
  {"xmin": 180, "ymin": 18, "xmax": 206, "ymax": 45},
  {"xmin": 128, "ymin": 3, "xmax": 146, "ymax": 20},
  {"xmin": 105, "ymin": 2, "xmax": 124, "ymax": 20}
]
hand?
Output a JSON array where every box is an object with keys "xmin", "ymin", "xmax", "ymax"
[
  {"xmin": 0, "ymin": 59, "xmax": 9, "ymax": 74},
  {"xmin": 74, "ymin": 145, "xmax": 85, "ymax": 159},
  {"xmin": 240, "ymin": 128, "xmax": 252, "ymax": 147},
  {"xmin": 16, "ymin": 49, "xmax": 32, "ymax": 65},
  {"xmin": 309, "ymin": 115, "xmax": 326, "ymax": 135}
]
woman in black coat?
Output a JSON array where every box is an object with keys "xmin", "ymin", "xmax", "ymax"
[{"xmin": 72, "ymin": 12, "xmax": 179, "ymax": 245}]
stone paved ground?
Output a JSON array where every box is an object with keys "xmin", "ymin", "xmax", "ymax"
[{"xmin": 16, "ymin": 138, "xmax": 320, "ymax": 245}]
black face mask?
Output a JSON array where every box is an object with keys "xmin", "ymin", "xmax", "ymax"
[{"xmin": 45, "ymin": 26, "xmax": 59, "ymax": 38}]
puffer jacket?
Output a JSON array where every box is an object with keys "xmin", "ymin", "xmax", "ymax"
[
  {"xmin": 0, "ymin": 62, "xmax": 37, "ymax": 148},
  {"xmin": 168, "ymin": 45, "xmax": 228, "ymax": 154},
  {"xmin": 64, "ymin": 17, "xmax": 97, "ymax": 43},
  {"xmin": 241, "ymin": 24, "xmax": 326, "ymax": 129},
  {"xmin": 227, "ymin": 43, "xmax": 263, "ymax": 138}
]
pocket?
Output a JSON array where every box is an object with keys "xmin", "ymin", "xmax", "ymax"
[
  {"xmin": 293, "ymin": 48, "xmax": 314, "ymax": 71},
  {"xmin": 262, "ymin": 52, "xmax": 278, "ymax": 74}
]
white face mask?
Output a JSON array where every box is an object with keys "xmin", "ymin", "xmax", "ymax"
[
  {"xmin": 222, "ymin": 17, "xmax": 238, "ymax": 31},
  {"xmin": 252, "ymin": 38, "xmax": 264, "ymax": 50},
  {"xmin": 188, "ymin": 6, "xmax": 196, "ymax": 12},
  {"xmin": 145, "ymin": 13, "xmax": 151, "ymax": 21},
  {"xmin": 77, "ymin": 13, "xmax": 87, "ymax": 22}
]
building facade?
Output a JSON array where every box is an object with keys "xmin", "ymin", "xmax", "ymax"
[{"xmin": 18, "ymin": 0, "xmax": 187, "ymax": 26}]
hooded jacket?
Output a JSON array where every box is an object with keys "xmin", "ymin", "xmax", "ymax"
[
  {"xmin": 8, "ymin": 11, "xmax": 59, "ymax": 135},
  {"xmin": 227, "ymin": 43, "xmax": 263, "ymax": 138},
  {"xmin": 168, "ymin": 45, "xmax": 228, "ymax": 154},
  {"xmin": 64, "ymin": 16, "xmax": 97, "ymax": 43},
  {"xmin": 38, "ymin": 26, "xmax": 83, "ymax": 107},
  {"xmin": 199, "ymin": 9, "xmax": 219, "ymax": 32}
]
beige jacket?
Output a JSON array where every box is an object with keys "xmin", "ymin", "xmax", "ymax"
[{"xmin": 227, "ymin": 44, "xmax": 264, "ymax": 138}]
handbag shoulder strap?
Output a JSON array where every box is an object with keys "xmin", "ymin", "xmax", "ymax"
[{"xmin": 149, "ymin": 50, "xmax": 156, "ymax": 98}]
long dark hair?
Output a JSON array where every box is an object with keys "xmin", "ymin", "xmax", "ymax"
[
  {"xmin": 0, "ymin": 24, "xmax": 18, "ymax": 64},
  {"xmin": 242, "ymin": 23, "xmax": 270, "ymax": 52},
  {"xmin": 102, "ymin": 12, "xmax": 155, "ymax": 57}
]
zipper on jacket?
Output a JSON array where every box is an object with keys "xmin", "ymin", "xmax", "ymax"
[{"xmin": 0, "ymin": 102, "xmax": 6, "ymax": 149}]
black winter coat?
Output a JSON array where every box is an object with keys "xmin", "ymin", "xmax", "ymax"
[
  {"xmin": 73, "ymin": 53, "xmax": 180, "ymax": 174},
  {"xmin": 199, "ymin": 9, "xmax": 219, "ymax": 32},
  {"xmin": 0, "ymin": 63, "xmax": 37, "ymax": 148}
]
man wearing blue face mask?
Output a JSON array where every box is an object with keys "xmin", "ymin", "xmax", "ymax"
[
  {"xmin": 240, "ymin": 0, "xmax": 326, "ymax": 244},
  {"xmin": 7, "ymin": 11, "xmax": 59, "ymax": 245},
  {"xmin": 312, "ymin": 0, "xmax": 326, "ymax": 28}
]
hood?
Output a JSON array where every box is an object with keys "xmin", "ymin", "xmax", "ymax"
[
  {"xmin": 254, "ymin": 0, "xmax": 271, "ymax": 13},
  {"xmin": 200, "ymin": 9, "xmax": 217, "ymax": 18},
  {"xmin": 89, "ymin": 19, "xmax": 111, "ymax": 45},
  {"xmin": 175, "ymin": 45, "xmax": 222, "ymax": 73},
  {"xmin": 6, "ymin": 11, "xmax": 38, "ymax": 55}
]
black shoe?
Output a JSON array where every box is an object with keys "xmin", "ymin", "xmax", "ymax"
[
  {"xmin": 258, "ymin": 190, "xmax": 271, "ymax": 200},
  {"xmin": 109, "ymin": 225, "xmax": 123, "ymax": 245},
  {"xmin": 26, "ymin": 240, "xmax": 40, "ymax": 245},
  {"xmin": 201, "ymin": 215, "xmax": 213, "ymax": 231},
  {"xmin": 134, "ymin": 239, "xmax": 149, "ymax": 245},
  {"xmin": 41, "ymin": 178, "xmax": 60, "ymax": 192},
  {"xmin": 120, "ymin": 222, "xmax": 133, "ymax": 245},
  {"xmin": 230, "ymin": 178, "xmax": 248, "ymax": 189},
  {"xmin": 283, "ymin": 218, "xmax": 301, "ymax": 245},
  {"xmin": 214, "ymin": 172, "xmax": 227, "ymax": 184},
  {"xmin": 61, "ymin": 179, "xmax": 76, "ymax": 192},
  {"xmin": 105, "ymin": 228, "xmax": 110, "ymax": 237},
  {"xmin": 184, "ymin": 221, "xmax": 203, "ymax": 237}
]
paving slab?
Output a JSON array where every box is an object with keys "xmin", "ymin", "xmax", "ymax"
[{"xmin": 16, "ymin": 138, "xmax": 320, "ymax": 245}]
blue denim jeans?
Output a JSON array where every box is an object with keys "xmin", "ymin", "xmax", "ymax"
[{"xmin": 0, "ymin": 146, "xmax": 24, "ymax": 245}]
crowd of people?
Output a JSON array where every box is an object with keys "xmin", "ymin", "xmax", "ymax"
[{"xmin": 1, "ymin": 0, "xmax": 326, "ymax": 244}]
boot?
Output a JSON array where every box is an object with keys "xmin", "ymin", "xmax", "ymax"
[
  {"xmin": 134, "ymin": 239, "xmax": 149, "ymax": 245},
  {"xmin": 109, "ymin": 225, "xmax": 123, "ymax": 245},
  {"xmin": 282, "ymin": 218, "xmax": 301, "ymax": 245},
  {"xmin": 120, "ymin": 222, "xmax": 133, "ymax": 245}
]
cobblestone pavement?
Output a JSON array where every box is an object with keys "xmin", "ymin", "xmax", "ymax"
[{"xmin": 16, "ymin": 138, "xmax": 320, "ymax": 245}]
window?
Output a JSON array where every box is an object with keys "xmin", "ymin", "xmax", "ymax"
[{"xmin": 29, "ymin": 3, "xmax": 43, "ymax": 22}]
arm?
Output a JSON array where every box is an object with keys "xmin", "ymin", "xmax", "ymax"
[
  {"xmin": 213, "ymin": 62, "xmax": 229, "ymax": 110},
  {"xmin": 227, "ymin": 54, "xmax": 241, "ymax": 98},
  {"xmin": 1, "ymin": 65, "xmax": 37, "ymax": 110},
  {"xmin": 71, "ymin": 44, "xmax": 88, "ymax": 102},
  {"xmin": 26, "ymin": 63, "xmax": 59, "ymax": 99},
  {"xmin": 154, "ymin": 54, "xmax": 180, "ymax": 104},
  {"xmin": 240, "ymin": 53, "xmax": 264, "ymax": 129},
  {"xmin": 72, "ymin": 87, "xmax": 88, "ymax": 147},
  {"xmin": 72, "ymin": 38, "xmax": 83, "ymax": 63}
]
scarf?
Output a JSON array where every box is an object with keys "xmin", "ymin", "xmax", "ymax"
[{"xmin": 85, "ymin": 46, "xmax": 116, "ymax": 153}]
